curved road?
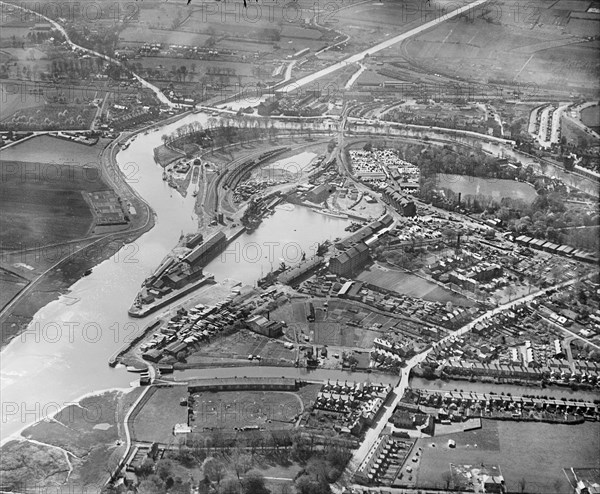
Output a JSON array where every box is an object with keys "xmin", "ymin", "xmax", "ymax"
[{"xmin": 0, "ymin": 1, "xmax": 173, "ymax": 108}]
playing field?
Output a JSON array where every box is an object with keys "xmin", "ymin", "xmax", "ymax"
[
  {"xmin": 189, "ymin": 390, "xmax": 303, "ymax": 431},
  {"xmin": 436, "ymin": 174, "xmax": 538, "ymax": 204}
]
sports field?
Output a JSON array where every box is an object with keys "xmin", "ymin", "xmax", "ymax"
[
  {"xmin": 436, "ymin": 174, "xmax": 538, "ymax": 204},
  {"xmin": 189, "ymin": 390, "xmax": 303, "ymax": 431}
]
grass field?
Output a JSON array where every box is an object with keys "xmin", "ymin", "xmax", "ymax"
[
  {"xmin": 0, "ymin": 186, "xmax": 94, "ymax": 247},
  {"xmin": 132, "ymin": 386, "xmax": 189, "ymax": 444},
  {"xmin": 0, "ymin": 135, "xmax": 110, "ymax": 164},
  {"xmin": 581, "ymin": 104, "xmax": 600, "ymax": 130},
  {"xmin": 186, "ymin": 329, "xmax": 296, "ymax": 365},
  {"xmin": 414, "ymin": 419, "xmax": 599, "ymax": 493},
  {"xmin": 398, "ymin": 0, "xmax": 600, "ymax": 92},
  {"xmin": 436, "ymin": 173, "xmax": 538, "ymax": 204},
  {"xmin": 0, "ymin": 156, "xmax": 109, "ymax": 248},
  {"xmin": 358, "ymin": 265, "xmax": 476, "ymax": 306},
  {"xmin": 189, "ymin": 390, "xmax": 303, "ymax": 431}
]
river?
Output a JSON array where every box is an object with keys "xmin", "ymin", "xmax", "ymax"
[
  {"xmin": 0, "ymin": 112, "xmax": 354, "ymax": 442},
  {"xmin": 205, "ymin": 203, "xmax": 350, "ymax": 286}
]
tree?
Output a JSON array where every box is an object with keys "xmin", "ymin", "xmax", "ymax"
[
  {"xmin": 204, "ymin": 457, "xmax": 225, "ymax": 485},
  {"xmin": 137, "ymin": 475, "xmax": 165, "ymax": 494},
  {"xmin": 156, "ymin": 459, "xmax": 174, "ymax": 481},
  {"xmin": 136, "ymin": 457, "xmax": 155, "ymax": 477},
  {"xmin": 220, "ymin": 478, "xmax": 242, "ymax": 494},
  {"xmin": 231, "ymin": 447, "xmax": 252, "ymax": 480},
  {"xmin": 242, "ymin": 471, "xmax": 268, "ymax": 494}
]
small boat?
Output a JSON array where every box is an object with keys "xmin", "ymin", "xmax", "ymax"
[
  {"xmin": 192, "ymin": 189, "xmax": 198, "ymax": 197},
  {"xmin": 162, "ymin": 171, "xmax": 168, "ymax": 181},
  {"xmin": 83, "ymin": 269, "xmax": 92, "ymax": 276}
]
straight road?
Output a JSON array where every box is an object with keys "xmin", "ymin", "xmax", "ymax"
[{"xmin": 278, "ymin": 0, "xmax": 491, "ymax": 93}]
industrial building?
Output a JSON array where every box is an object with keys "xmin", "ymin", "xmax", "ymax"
[
  {"xmin": 278, "ymin": 256, "xmax": 324, "ymax": 285},
  {"xmin": 188, "ymin": 377, "xmax": 298, "ymax": 393},
  {"xmin": 306, "ymin": 183, "xmax": 336, "ymax": 203},
  {"xmin": 382, "ymin": 186, "xmax": 417, "ymax": 217},
  {"xmin": 183, "ymin": 231, "xmax": 227, "ymax": 266},
  {"xmin": 329, "ymin": 242, "xmax": 370, "ymax": 277},
  {"xmin": 247, "ymin": 314, "xmax": 284, "ymax": 337}
]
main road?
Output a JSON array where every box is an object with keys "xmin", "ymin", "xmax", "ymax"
[
  {"xmin": 339, "ymin": 273, "xmax": 597, "ymax": 491},
  {"xmin": 277, "ymin": 0, "xmax": 491, "ymax": 93}
]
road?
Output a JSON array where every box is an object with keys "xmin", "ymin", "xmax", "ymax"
[
  {"xmin": 278, "ymin": 0, "xmax": 490, "ymax": 93},
  {"xmin": 345, "ymin": 63, "xmax": 367, "ymax": 90},
  {"xmin": 0, "ymin": 134, "xmax": 154, "ymax": 323},
  {"xmin": 0, "ymin": 1, "xmax": 173, "ymax": 108},
  {"xmin": 338, "ymin": 273, "xmax": 597, "ymax": 491}
]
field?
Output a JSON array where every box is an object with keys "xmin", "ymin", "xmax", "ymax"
[
  {"xmin": 16, "ymin": 390, "xmax": 127, "ymax": 489},
  {"xmin": 358, "ymin": 265, "xmax": 476, "ymax": 306},
  {"xmin": 413, "ymin": 419, "xmax": 600, "ymax": 493},
  {"xmin": 0, "ymin": 186, "xmax": 94, "ymax": 246},
  {"xmin": 0, "ymin": 134, "xmax": 110, "ymax": 164},
  {"xmin": 0, "ymin": 150, "xmax": 110, "ymax": 249},
  {"xmin": 186, "ymin": 329, "xmax": 296, "ymax": 366},
  {"xmin": 0, "ymin": 136, "xmax": 114, "ymax": 320},
  {"xmin": 0, "ymin": 137, "xmax": 113, "ymax": 249},
  {"xmin": 132, "ymin": 386, "xmax": 189, "ymax": 444},
  {"xmin": 398, "ymin": 0, "xmax": 600, "ymax": 94},
  {"xmin": 189, "ymin": 390, "xmax": 303, "ymax": 431},
  {"xmin": 435, "ymin": 173, "xmax": 538, "ymax": 204},
  {"xmin": 581, "ymin": 104, "xmax": 600, "ymax": 130}
]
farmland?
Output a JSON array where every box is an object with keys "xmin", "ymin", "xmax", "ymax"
[
  {"xmin": 0, "ymin": 136, "xmax": 113, "ymax": 248},
  {"xmin": 398, "ymin": 0, "xmax": 600, "ymax": 95}
]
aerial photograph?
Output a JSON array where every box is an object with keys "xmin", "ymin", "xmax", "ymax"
[{"xmin": 0, "ymin": 0, "xmax": 599, "ymax": 492}]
